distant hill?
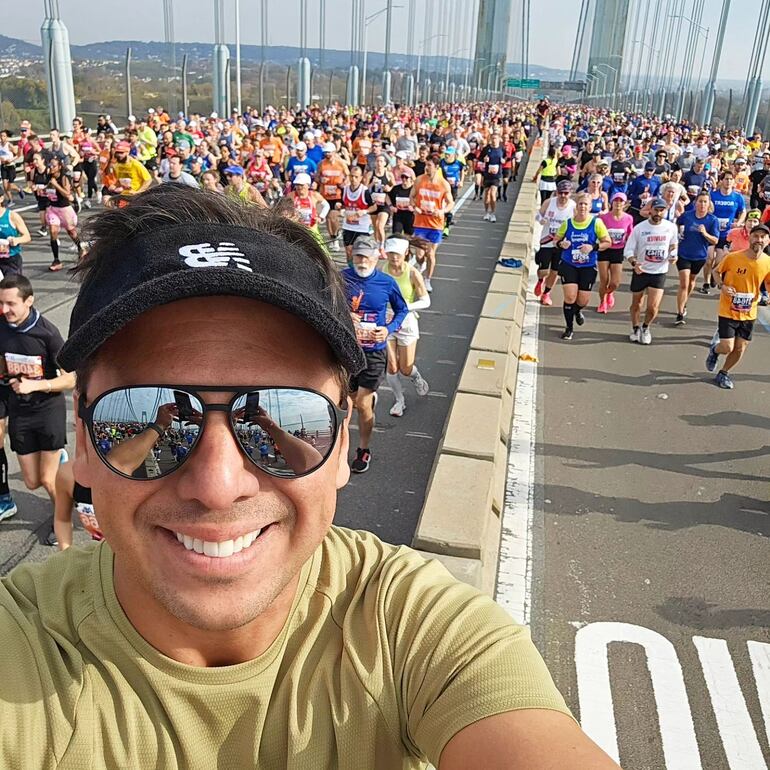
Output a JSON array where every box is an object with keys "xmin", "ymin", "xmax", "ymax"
[{"xmin": 0, "ymin": 34, "xmax": 43, "ymax": 58}]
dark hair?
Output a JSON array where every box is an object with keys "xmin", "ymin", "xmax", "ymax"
[
  {"xmin": 0, "ymin": 273, "xmax": 33, "ymax": 300},
  {"xmin": 73, "ymin": 185, "xmax": 350, "ymax": 398}
]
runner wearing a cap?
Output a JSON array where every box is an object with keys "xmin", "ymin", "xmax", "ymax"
[
  {"xmin": 439, "ymin": 147, "xmax": 464, "ymax": 237},
  {"xmin": 597, "ymin": 192, "xmax": 634, "ymax": 313},
  {"xmin": 554, "ymin": 192, "xmax": 611, "ymax": 340},
  {"xmin": 340, "ymin": 165, "xmax": 377, "ymax": 262},
  {"xmin": 316, "ymin": 143, "xmax": 349, "ymax": 252},
  {"xmin": 628, "ymin": 163, "xmax": 662, "ymax": 224},
  {"xmin": 410, "ymin": 155, "xmax": 453, "ymax": 293},
  {"xmin": 342, "ymin": 236, "xmax": 408, "ymax": 473},
  {"xmin": 223, "ymin": 165, "xmax": 267, "ymax": 207},
  {"xmin": 535, "ymin": 180, "xmax": 575, "ymax": 308},
  {"xmin": 381, "ymin": 235, "xmax": 430, "ymax": 418},
  {"xmin": 364, "ymin": 154, "xmax": 395, "ymax": 249},
  {"xmin": 624, "ymin": 197, "xmax": 679, "ymax": 345},
  {"xmin": 0, "ymin": 181, "xmax": 616, "ymax": 770},
  {"xmin": 286, "ymin": 142, "xmax": 317, "ymax": 188},
  {"xmin": 674, "ymin": 191, "xmax": 720, "ymax": 325},
  {"xmin": 706, "ymin": 224, "xmax": 770, "ymax": 389},
  {"xmin": 109, "ymin": 141, "xmax": 152, "ymax": 201},
  {"xmin": 287, "ymin": 173, "xmax": 329, "ymax": 244}
]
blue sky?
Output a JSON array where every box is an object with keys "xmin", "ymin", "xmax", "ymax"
[{"xmin": 6, "ymin": 0, "xmax": 760, "ymax": 81}]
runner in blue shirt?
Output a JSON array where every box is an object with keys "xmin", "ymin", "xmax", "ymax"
[
  {"xmin": 341, "ymin": 237, "xmax": 408, "ymax": 474},
  {"xmin": 676, "ymin": 192, "xmax": 720, "ymax": 324},
  {"xmin": 285, "ymin": 142, "xmax": 318, "ymax": 187},
  {"xmin": 702, "ymin": 171, "xmax": 746, "ymax": 294},
  {"xmin": 440, "ymin": 148, "xmax": 463, "ymax": 236},
  {"xmin": 628, "ymin": 163, "xmax": 662, "ymax": 223}
]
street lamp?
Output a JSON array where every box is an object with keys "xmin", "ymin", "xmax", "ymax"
[
  {"xmin": 445, "ymin": 47, "xmax": 469, "ymax": 101},
  {"xmin": 416, "ymin": 33, "xmax": 447, "ymax": 90},
  {"xmin": 593, "ymin": 63, "xmax": 618, "ymax": 108},
  {"xmin": 478, "ymin": 63, "xmax": 497, "ymax": 93},
  {"xmin": 361, "ymin": 4, "xmax": 403, "ymax": 105}
]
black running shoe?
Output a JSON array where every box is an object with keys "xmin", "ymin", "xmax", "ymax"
[
  {"xmin": 674, "ymin": 313, "xmax": 686, "ymax": 325},
  {"xmin": 351, "ymin": 448, "xmax": 371, "ymax": 474},
  {"xmin": 45, "ymin": 528, "xmax": 58, "ymax": 547},
  {"xmin": 561, "ymin": 329, "xmax": 574, "ymax": 340},
  {"xmin": 575, "ymin": 309, "xmax": 585, "ymax": 326}
]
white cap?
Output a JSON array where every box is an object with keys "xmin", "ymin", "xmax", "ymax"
[
  {"xmin": 304, "ymin": 131, "xmax": 314, "ymax": 141},
  {"xmin": 148, "ymin": 108, "xmax": 156, "ymax": 114},
  {"xmin": 313, "ymin": 129, "xmax": 322, "ymax": 137},
  {"xmin": 384, "ymin": 236, "xmax": 410, "ymax": 256},
  {"xmin": 210, "ymin": 111, "xmax": 219, "ymax": 119},
  {"xmin": 322, "ymin": 142, "xmax": 336, "ymax": 153},
  {"xmin": 395, "ymin": 150, "xmax": 408, "ymax": 159},
  {"xmin": 293, "ymin": 173, "xmax": 312, "ymax": 186},
  {"xmin": 295, "ymin": 141, "xmax": 307, "ymax": 152},
  {"xmin": 127, "ymin": 114, "xmax": 137, "ymax": 122}
]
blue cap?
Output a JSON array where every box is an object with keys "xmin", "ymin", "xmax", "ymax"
[
  {"xmin": 644, "ymin": 161, "xmax": 656, "ymax": 171},
  {"xmin": 650, "ymin": 197, "xmax": 667, "ymax": 209},
  {"xmin": 445, "ymin": 147, "xmax": 456, "ymax": 154},
  {"xmin": 223, "ymin": 164, "xmax": 244, "ymax": 176}
]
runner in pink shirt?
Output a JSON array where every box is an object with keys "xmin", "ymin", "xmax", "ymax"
[{"xmin": 598, "ymin": 192, "xmax": 635, "ymax": 313}]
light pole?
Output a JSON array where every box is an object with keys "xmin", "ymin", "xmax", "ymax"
[
  {"xmin": 668, "ymin": 15, "xmax": 709, "ymax": 120},
  {"xmin": 234, "ymin": 0, "xmax": 241, "ymax": 114},
  {"xmin": 445, "ymin": 47, "xmax": 469, "ymax": 102},
  {"xmin": 416, "ymin": 33, "xmax": 447, "ymax": 93},
  {"xmin": 702, "ymin": 0, "xmax": 730, "ymax": 126},
  {"xmin": 362, "ymin": 5, "xmax": 403, "ymax": 106},
  {"xmin": 477, "ymin": 63, "xmax": 496, "ymax": 93},
  {"xmin": 593, "ymin": 63, "xmax": 617, "ymax": 109}
]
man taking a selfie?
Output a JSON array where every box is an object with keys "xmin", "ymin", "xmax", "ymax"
[{"xmin": 0, "ymin": 186, "xmax": 618, "ymax": 769}]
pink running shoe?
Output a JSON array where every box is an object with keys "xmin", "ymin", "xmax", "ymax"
[
  {"xmin": 607, "ymin": 292, "xmax": 616, "ymax": 309},
  {"xmin": 534, "ymin": 278, "xmax": 543, "ymax": 297},
  {"xmin": 541, "ymin": 292, "xmax": 553, "ymax": 306},
  {"xmin": 597, "ymin": 299, "xmax": 608, "ymax": 314}
]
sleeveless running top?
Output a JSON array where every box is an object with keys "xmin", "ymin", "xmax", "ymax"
[
  {"xmin": 541, "ymin": 197, "xmax": 575, "ymax": 247},
  {"xmin": 590, "ymin": 194, "xmax": 603, "ymax": 214},
  {"xmin": 383, "ymin": 263, "xmax": 416, "ymax": 305},
  {"xmin": 293, "ymin": 194, "xmax": 318, "ymax": 228},
  {"xmin": 369, "ymin": 172, "xmax": 390, "ymax": 208},
  {"xmin": 562, "ymin": 218, "xmax": 600, "ymax": 268},
  {"xmin": 541, "ymin": 155, "xmax": 558, "ymax": 178},
  {"xmin": 342, "ymin": 185, "xmax": 372, "ymax": 233},
  {"xmin": 413, "ymin": 175, "xmax": 447, "ymax": 231},
  {"xmin": 0, "ymin": 208, "xmax": 21, "ymax": 259},
  {"xmin": 318, "ymin": 159, "xmax": 346, "ymax": 200},
  {"xmin": 74, "ymin": 482, "xmax": 102, "ymax": 541}
]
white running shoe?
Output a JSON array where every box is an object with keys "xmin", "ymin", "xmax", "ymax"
[
  {"xmin": 641, "ymin": 328, "xmax": 652, "ymax": 345},
  {"xmin": 490, "ymin": 213, "xmax": 497, "ymax": 222},
  {"xmin": 629, "ymin": 328, "xmax": 641, "ymax": 343},
  {"xmin": 37, "ymin": 228, "xmax": 47, "ymax": 237},
  {"xmin": 483, "ymin": 212, "xmax": 490, "ymax": 221},
  {"xmin": 412, "ymin": 373, "xmax": 430, "ymax": 396},
  {"xmin": 389, "ymin": 399, "xmax": 406, "ymax": 417},
  {"xmin": 424, "ymin": 277, "xmax": 433, "ymax": 293},
  {"xmin": 329, "ymin": 239, "xmax": 340, "ymax": 252}
]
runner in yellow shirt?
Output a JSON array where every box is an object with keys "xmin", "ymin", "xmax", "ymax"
[
  {"xmin": 705, "ymin": 224, "xmax": 770, "ymax": 388},
  {"xmin": 108, "ymin": 141, "xmax": 152, "ymax": 201}
]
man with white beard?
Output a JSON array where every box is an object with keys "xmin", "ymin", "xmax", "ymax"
[{"xmin": 341, "ymin": 237, "xmax": 408, "ymax": 474}]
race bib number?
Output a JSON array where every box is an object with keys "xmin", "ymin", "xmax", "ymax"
[
  {"xmin": 613, "ymin": 172, "xmax": 625, "ymax": 183},
  {"xmin": 296, "ymin": 206, "xmax": 314, "ymax": 226},
  {"xmin": 571, "ymin": 248, "xmax": 590, "ymax": 265},
  {"xmin": 5, "ymin": 352, "xmax": 44, "ymax": 379},
  {"xmin": 607, "ymin": 228, "xmax": 625, "ymax": 246},
  {"xmin": 421, "ymin": 199, "xmax": 437, "ymax": 214},
  {"xmin": 46, "ymin": 187, "xmax": 57, "ymax": 201},
  {"xmin": 323, "ymin": 183, "xmax": 338, "ymax": 198},
  {"xmin": 76, "ymin": 502, "xmax": 103, "ymax": 541},
  {"xmin": 344, "ymin": 209, "xmax": 360, "ymax": 224},
  {"xmin": 487, "ymin": 164, "xmax": 500, "ymax": 175},
  {"xmin": 731, "ymin": 291, "xmax": 754, "ymax": 313},
  {"xmin": 717, "ymin": 217, "xmax": 729, "ymax": 232},
  {"xmin": 354, "ymin": 312, "xmax": 378, "ymax": 346},
  {"xmin": 371, "ymin": 192, "xmax": 386, "ymax": 205},
  {"xmin": 0, "ymin": 239, "xmax": 8, "ymax": 256},
  {"xmin": 645, "ymin": 248, "xmax": 666, "ymax": 263},
  {"xmin": 119, "ymin": 177, "xmax": 132, "ymax": 189},
  {"xmin": 395, "ymin": 196, "xmax": 411, "ymax": 210},
  {"xmin": 548, "ymin": 220, "xmax": 562, "ymax": 235},
  {"xmin": 687, "ymin": 185, "xmax": 700, "ymax": 196}
]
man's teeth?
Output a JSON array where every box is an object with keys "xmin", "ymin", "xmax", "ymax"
[{"xmin": 174, "ymin": 528, "xmax": 262, "ymax": 557}]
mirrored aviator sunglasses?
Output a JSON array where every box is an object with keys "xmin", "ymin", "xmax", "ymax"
[{"xmin": 78, "ymin": 386, "xmax": 348, "ymax": 481}]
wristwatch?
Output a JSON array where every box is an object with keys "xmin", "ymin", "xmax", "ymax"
[{"xmin": 146, "ymin": 422, "xmax": 165, "ymax": 437}]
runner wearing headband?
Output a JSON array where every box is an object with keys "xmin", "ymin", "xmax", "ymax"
[
  {"xmin": 597, "ymin": 192, "xmax": 634, "ymax": 313},
  {"xmin": 382, "ymin": 236, "xmax": 431, "ymax": 417},
  {"xmin": 535, "ymin": 180, "xmax": 575, "ymax": 308}
]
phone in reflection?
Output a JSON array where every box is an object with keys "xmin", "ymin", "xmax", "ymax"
[
  {"xmin": 174, "ymin": 390, "xmax": 194, "ymax": 421},
  {"xmin": 243, "ymin": 392, "xmax": 261, "ymax": 422}
]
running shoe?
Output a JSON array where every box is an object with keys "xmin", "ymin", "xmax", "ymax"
[
  {"xmin": 59, "ymin": 448, "xmax": 69, "ymax": 464},
  {"xmin": 84, "ymin": 200, "xmax": 92, "ymax": 209},
  {"xmin": 705, "ymin": 344, "xmax": 720, "ymax": 372},
  {"xmin": 597, "ymin": 299, "xmax": 608, "ymax": 314},
  {"xmin": 629, "ymin": 327, "xmax": 641, "ymax": 343},
  {"xmin": 17, "ymin": 188, "xmax": 25, "ymax": 200},
  {"xmin": 641, "ymin": 327, "xmax": 652, "ymax": 344},
  {"xmin": 372, "ymin": 392, "xmax": 378, "ymax": 413},
  {"xmin": 424, "ymin": 277, "xmax": 433, "ymax": 293},
  {"xmin": 389, "ymin": 399, "xmax": 406, "ymax": 417},
  {"xmin": 674, "ymin": 313, "xmax": 686, "ymax": 325},
  {"xmin": 49, "ymin": 262, "xmax": 63, "ymax": 272},
  {"xmin": 541, "ymin": 292, "xmax": 553, "ymax": 306},
  {"xmin": 442, "ymin": 226, "xmax": 450, "ymax": 237},
  {"xmin": 45, "ymin": 528, "xmax": 59, "ymax": 547},
  {"xmin": 0, "ymin": 495, "xmax": 17, "ymax": 522},
  {"xmin": 490, "ymin": 213, "xmax": 497, "ymax": 223},
  {"xmin": 350, "ymin": 448, "xmax": 371, "ymax": 473},
  {"xmin": 575, "ymin": 308, "xmax": 585, "ymax": 326},
  {"xmin": 560, "ymin": 329, "xmax": 574, "ymax": 340},
  {"xmin": 760, "ymin": 294, "xmax": 769, "ymax": 306},
  {"xmin": 698, "ymin": 285, "xmax": 710, "ymax": 295},
  {"xmin": 607, "ymin": 292, "xmax": 616, "ymax": 309},
  {"xmin": 483, "ymin": 212, "xmax": 490, "ymax": 221},
  {"xmin": 412, "ymin": 373, "xmax": 430, "ymax": 396},
  {"xmin": 37, "ymin": 228, "xmax": 47, "ymax": 237},
  {"xmin": 715, "ymin": 371, "xmax": 734, "ymax": 389},
  {"xmin": 534, "ymin": 279, "xmax": 543, "ymax": 297}
]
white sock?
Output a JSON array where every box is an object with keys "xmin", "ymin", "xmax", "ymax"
[
  {"xmin": 386, "ymin": 372, "xmax": 404, "ymax": 402},
  {"xmin": 408, "ymin": 366, "xmax": 422, "ymax": 382}
]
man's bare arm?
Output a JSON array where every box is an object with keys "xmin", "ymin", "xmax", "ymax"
[{"xmin": 439, "ymin": 709, "xmax": 621, "ymax": 770}]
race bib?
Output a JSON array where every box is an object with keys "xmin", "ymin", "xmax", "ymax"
[
  {"xmin": 45, "ymin": 187, "xmax": 57, "ymax": 201},
  {"xmin": 607, "ymin": 228, "xmax": 625, "ymax": 245},
  {"xmin": 645, "ymin": 248, "xmax": 666, "ymax": 262},
  {"xmin": 613, "ymin": 172, "xmax": 625, "ymax": 183},
  {"xmin": 119, "ymin": 177, "xmax": 132, "ymax": 189},
  {"xmin": 76, "ymin": 502, "xmax": 103, "ymax": 541},
  {"xmin": 296, "ymin": 206, "xmax": 314, "ymax": 226},
  {"xmin": 5, "ymin": 352, "xmax": 44, "ymax": 379},
  {"xmin": 487, "ymin": 164, "xmax": 500, "ymax": 175},
  {"xmin": 420, "ymin": 199, "xmax": 437, "ymax": 214},
  {"xmin": 0, "ymin": 239, "xmax": 8, "ymax": 256},
  {"xmin": 571, "ymin": 248, "xmax": 590, "ymax": 264},
  {"xmin": 344, "ymin": 209, "xmax": 360, "ymax": 224},
  {"xmin": 371, "ymin": 192, "xmax": 386, "ymax": 205},
  {"xmin": 717, "ymin": 217, "xmax": 729, "ymax": 232},
  {"xmin": 354, "ymin": 312, "xmax": 378, "ymax": 347},
  {"xmin": 731, "ymin": 291, "xmax": 754, "ymax": 313},
  {"xmin": 395, "ymin": 196, "xmax": 411, "ymax": 210},
  {"xmin": 687, "ymin": 185, "xmax": 700, "ymax": 195},
  {"xmin": 640, "ymin": 192, "xmax": 651, "ymax": 203},
  {"xmin": 323, "ymin": 183, "xmax": 338, "ymax": 198}
]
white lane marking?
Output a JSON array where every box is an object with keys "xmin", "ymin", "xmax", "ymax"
[
  {"xmin": 694, "ymin": 636, "xmax": 768, "ymax": 768},
  {"xmin": 575, "ymin": 621, "xmax": 702, "ymax": 768},
  {"xmin": 452, "ymin": 182, "xmax": 476, "ymax": 216},
  {"xmin": 748, "ymin": 641, "xmax": 770, "ymax": 747},
  {"xmin": 495, "ymin": 268, "xmax": 540, "ymax": 624}
]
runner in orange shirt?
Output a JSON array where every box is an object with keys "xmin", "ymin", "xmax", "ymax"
[
  {"xmin": 409, "ymin": 154, "xmax": 453, "ymax": 294},
  {"xmin": 260, "ymin": 129, "xmax": 285, "ymax": 179},
  {"xmin": 316, "ymin": 143, "xmax": 349, "ymax": 252},
  {"xmin": 352, "ymin": 126, "xmax": 373, "ymax": 170}
]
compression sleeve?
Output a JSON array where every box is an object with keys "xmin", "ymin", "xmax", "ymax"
[
  {"xmin": 407, "ymin": 295, "xmax": 431, "ymax": 312},
  {"xmin": 318, "ymin": 199, "xmax": 330, "ymax": 220}
]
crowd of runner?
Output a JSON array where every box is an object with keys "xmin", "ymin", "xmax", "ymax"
[
  {"xmin": 0, "ymin": 99, "xmax": 530, "ymax": 546},
  {"xmin": 0, "ymin": 94, "xmax": 768, "ymax": 550}
]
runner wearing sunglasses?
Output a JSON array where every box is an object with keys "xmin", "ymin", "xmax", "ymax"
[{"xmin": 0, "ymin": 185, "xmax": 618, "ymax": 770}]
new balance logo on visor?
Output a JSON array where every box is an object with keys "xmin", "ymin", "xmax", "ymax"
[{"xmin": 179, "ymin": 243, "xmax": 253, "ymax": 272}]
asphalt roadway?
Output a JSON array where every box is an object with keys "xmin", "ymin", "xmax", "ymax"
[
  {"xmin": 532, "ymin": 258, "xmax": 770, "ymax": 767},
  {"xmin": 0, "ymin": 177, "xmax": 519, "ymax": 571}
]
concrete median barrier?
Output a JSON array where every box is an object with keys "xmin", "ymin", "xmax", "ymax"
[{"xmin": 413, "ymin": 137, "xmax": 545, "ymax": 595}]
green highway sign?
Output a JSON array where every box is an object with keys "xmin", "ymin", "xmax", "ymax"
[
  {"xmin": 521, "ymin": 78, "xmax": 541, "ymax": 89},
  {"xmin": 506, "ymin": 78, "xmax": 541, "ymax": 89},
  {"xmin": 506, "ymin": 78, "xmax": 521, "ymax": 88}
]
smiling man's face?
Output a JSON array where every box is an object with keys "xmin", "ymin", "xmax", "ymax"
[{"xmin": 74, "ymin": 297, "xmax": 350, "ymax": 635}]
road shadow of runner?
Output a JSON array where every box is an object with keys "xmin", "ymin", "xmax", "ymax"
[
  {"xmin": 540, "ymin": 367, "xmax": 699, "ymax": 386},
  {"xmin": 680, "ymin": 411, "xmax": 770, "ymax": 430},
  {"xmin": 655, "ymin": 596, "xmax": 770, "ymax": 630},
  {"xmin": 542, "ymin": 484, "xmax": 770, "ymax": 536}
]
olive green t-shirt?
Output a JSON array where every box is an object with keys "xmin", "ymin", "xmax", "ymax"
[{"xmin": 0, "ymin": 526, "xmax": 570, "ymax": 769}]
